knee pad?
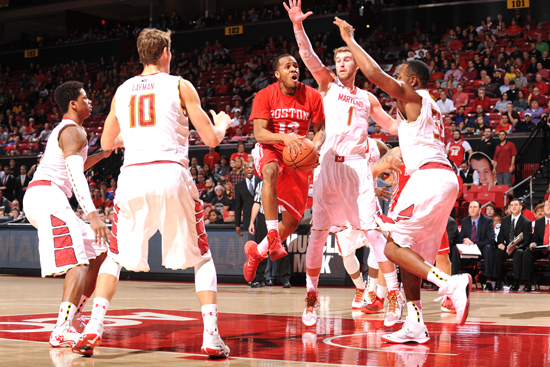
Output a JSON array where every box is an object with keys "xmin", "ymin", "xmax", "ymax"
[
  {"xmin": 97, "ymin": 256, "xmax": 122, "ymax": 279},
  {"xmin": 194, "ymin": 258, "xmax": 217, "ymax": 293},
  {"xmin": 306, "ymin": 230, "xmax": 330, "ymax": 269},
  {"xmin": 366, "ymin": 230, "xmax": 389, "ymax": 263},
  {"xmin": 367, "ymin": 247, "xmax": 379, "ymax": 269},
  {"xmin": 342, "ymin": 252, "xmax": 360, "ymax": 275}
]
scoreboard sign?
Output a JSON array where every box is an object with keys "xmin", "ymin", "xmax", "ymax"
[
  {"xmin": 24, "ymin": 49, "xmax": 38, "ymax": 58},
  {"xmin": 225, "ymin": 25, "xmax": 243, "ymax": 36}
]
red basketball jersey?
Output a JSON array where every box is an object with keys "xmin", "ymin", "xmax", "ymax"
[
  {"xmin": 249, "ymin": 82, "xmax": 325, "ymax": 151},
  {"xmin": 447, "ymin": 140, "xmax": 466, "ymax": 168}
]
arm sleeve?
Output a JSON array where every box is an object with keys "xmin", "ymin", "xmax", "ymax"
[
  {"xmin": 65, "ymin": 155, "xmax": 96, "ymax": 215},
  {"xmin": 294, "ymin": 28, "xmax": 325, "ymax": 73}
]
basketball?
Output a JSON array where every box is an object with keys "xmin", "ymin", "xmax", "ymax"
[{"xmin": 282, "ymin": 138, "xmax": 319, "ymax": 172}]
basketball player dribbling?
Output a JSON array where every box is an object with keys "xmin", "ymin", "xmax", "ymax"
[
  {"xmin": 284, "ymin": 0, "xmax": 404, "ymax": 328},
  {"xmin": 334, "ymin": 17, "xmax": 471, "ymax": 344},
  {"xmin": 242, "ymin": 54, "xmax": 325, "ymax": 284},
  {"xmin": 23, "ymin": 81, "xmax": 111, "ymax": 347},
  {"xmin": 71, "ymin": 28, "xmax": 233, "ymax": 357}
]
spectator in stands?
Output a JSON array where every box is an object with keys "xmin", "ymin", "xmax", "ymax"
[
  {"xmin": 458, "ymin": 120, "xmax": 468, "ymax": 134},
  {"xmin": 533, "ymin": 73, "xmax": 548, "ymax": 95},
  {"xmin": 530, "ymin": 87, "xmax": 547, "ymax": 107},
  {"xmin": 214, "ymin": 155, "xmax": 230, "ymax": 184},
  {"xmin": 195, "ymin": 174, "xmax": 207, "ymax": 195},
  {"xmin": 445, "ymin": 62, "xmax": 462, "ymax": 81},
  {"xmin": 370, "ymin": 123, "xmax": 388, "ymax": 143},
  {"xmin": 452, "ymin": 83, "xmax": 469, "ymax": 109},
  {"xmin": 211, "ymin": 185, "xmax": 230, "ymax": 212},
  {"xmin": 493, "ymin": 198, "xmax": 532, "ymax": 291},
  {"xmin": 200, "ymin": 178, "xmax": 216, "ymax": 203},
  {"xmin": 224, "ymin": 181, "xmax": 235, "ymax": 210},
  {"xmin": 518, "ymin": 197, "xmax": 537, "ymax": 222},
  {"xmin": 499, "ymin": 77, "xmax": 512, "ymax": 96},
  {"xmin": 455, "ymin": 200, "xmax": 496, "ymax": 290},
  {"xmin": 205, "ymin": 209, "xmax": 223, "ymax": 225},
  {"xmin": 0, "ymin": 126, "xmax": 8, "ymax": 144},
  {"xmin": 477, "ymin": 126, "xmax": 497, "ymax": 159},
  {"xmin": 462, "ymin": 60, "xmax": 478, "ymax": 80},
  {"xmin": 458, "ymin": 160, "xmax": 477, "ymax": 186},
  {"xmin": 227, "ymin": 157, "xmax": 245, "ymax": 187},
  {"xmin": 88, "ymin": 131, "xmax": 99, "ymax": 146},
  {"xmin": 189, "ymin": 156, "xmax": 201, "ymax": 171},
  {"xmin": 230, "ymin": 141, "xmax": 248, "ymax": 161},
  {"xmin": 230, "ymin": 127, "xmax": 248, "ymax": 142},
  {"xmin": 513, "ymin": 90, "xmax": 529, "ymax": 111},
  {"xmin": 472, "ymin": 89, "xmax": 491, "ymax": 111},
  {"xmin": 525, "ymin": 99, "xmax": 547, "ymax": 125},
  {"xmin": 14, "ymin": 165, "xmax": 30, "ymax": 209},
  {"xmin": 495, "ymin": 115, "xmax": 513, "ymax": 133},
  {"xmin": 189, "ymin": 166, "xmax": 198, "ymax": 182},
  {"xmin": 493, "ymin": 131, "xmax": 517, "ymax": 185},
  {"xmin": 453, "ymin": 106, "xmax": 467, "ymax": 126},
  {"xmin": 493, "ymin": 93, "xmax": 512, "ymax": 112},
  {"xmin": 468, "ymin": 104, "xmax": 490, "ymax": 127},
  {"xmin": 0, "ymin": 189, "xmax": 10, "ymax": 212},
  {"xmin": 36, "ymin": 122, "xmax": 52, "ymax": 143},
  {"xmin": 472, "ymin": 115, "xmax": 490, "ymax": 134},
  {"xmin": 99, "ymin": 181, "xmax": 113, "ymax": 207},
  {"xmin": 92, "ymin": 188, "xmax": 105, "ymax": 209},
  {"xmin": 485, "ymin": 203, "xmax": 496, "ymax": 219},
  {"xmin": 436, "ymin": 90, "xmax": 455, "ymax": 115},
  {"xmin": 480, "ymin": 75, "xmax": 501, "ymax": 98},
  {"xmin": 516, "ymin": 112, "xmax": 536, "ymax": 132},
  {"xmin": 513, "ymin": 69, "xmax": 527, "ymax": 88},
  {"xmin": 534, "ymin": 203, "xmax": 545, "ymax": 220},
  {"xmin": 446, "ymin": 130, "xmax": 473, "ymax": 168},
  {"xmin": 203, "ymin": 147, "xmax": 220, "ymax": 169},
  {"xmin": 521, "ymin": 199, "xmax": 550, "ymax": 292}
]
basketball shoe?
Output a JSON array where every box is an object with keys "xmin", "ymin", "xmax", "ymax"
[
  {"xmin": 351, "ymin": 288, "xmax": 367, "ymax": 309},
  {"xmin": 49, "ymin": 321, "xmax": 80, "ymax": 348},
  {"xmin": 302, "ymin": 291, "xmax": 319, "ymax": 327},
  {"xmin": 71, "ymin": 322, "xmax": 103, "ymax": 356},
  {"xmin": 361, "ymin": 291, "xmax": 385, "ymax": 314},
  {"xmin": 201, "ymin": 331, "xmax": 230, "ymax": 358},
  {"xmin": 381, "ymin": 318, "xmax": 430, "ymax": 344},
  {"xmin": 435, "ymin": 294, "xmax": 456, "ymax": 313},
  {"xmin": 243, "ymin": 241, "xmax": 267, "ymax": 283},
  {"xmin": 72, "ymin": 313, "xmax": 89, "ymax": 333},
  {"xmin": 383, "ymin": 289, "xmax": 405, "ymax": 327},
  {"xmin": 438, "ymin": 273, "xmax": 472, "ymax": 325},
  {"xmin": 267, "ymin": 229, "xmax": 287, "ymax": 260}
]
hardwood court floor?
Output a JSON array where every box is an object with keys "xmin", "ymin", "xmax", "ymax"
[{"xmin": 1, "ymin": 275, "xmax": 549, "ymax": 367}]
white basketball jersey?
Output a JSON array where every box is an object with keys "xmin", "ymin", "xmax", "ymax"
[
  {"xmin": 32, "ymin": 119, "xmax": 89, "ymax": 198},
  {"xmin": 115, "ymin": 73, "xmax": 189, "ymax": 168},
  {"xmin": 321, "ymin": 78, "xmax": 371, "ymax": 156},
  {"xmin": 397, "ymin": 89, "xmax": 449, "ymax": 175}
]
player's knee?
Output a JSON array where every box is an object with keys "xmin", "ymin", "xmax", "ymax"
[
  {"xmin": 195, "ymin": 258, "xmax": 217, "ymax": 293},
  {"xmin": 262, "ymin": 164, "xmax": 278, "ymax": 182},
  {"xmin": 98, "ymin": 256, "xmax": 122, "ymax": 279}
]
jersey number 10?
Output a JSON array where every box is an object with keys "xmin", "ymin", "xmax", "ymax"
[{"xmin": 129, "ymin": 94, "xmax": 156, "ymax": 128}]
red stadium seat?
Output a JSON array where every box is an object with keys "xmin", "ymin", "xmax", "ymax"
[
  {"xmin": 477, "ymin": 193, "xmax": 496, "ymax": 206},
  {"xmin": 470, "ymin": 185, "xmax": 488, "ymax": 194}
]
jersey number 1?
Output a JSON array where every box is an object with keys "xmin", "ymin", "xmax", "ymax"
[{"xmin": 129, "ymin": 94, "xmax": 156, "ymax": 128}]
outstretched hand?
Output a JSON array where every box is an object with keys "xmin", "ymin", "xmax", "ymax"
[
  {"xmin": 333, "ymin": 17, "xmax": 355, "ymax": 43},
  {"xmin": 283, "ymin": 0, "xmax": 313, "ymax": 24}
]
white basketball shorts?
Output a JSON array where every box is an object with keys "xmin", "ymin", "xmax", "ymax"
[
  {"xmin": 108, "ymin": 162, "xmax": 211, "ymax": 272},
  {"xmin": 334, "ymin": 226, "xmax": 369, "ymax": 257},
  {"xmin": 375, "ymin": 164, "xmax": 459, "ymax": 265},
  {"xmin": 24, "ymin": 181, "xmax": 105, "ymax": 277},
  {"xmin": 312, "ymin": 154, "xmax": 378, "ymax": 231}
]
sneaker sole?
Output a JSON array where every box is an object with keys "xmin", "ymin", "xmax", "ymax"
[
  {"xmin": 457, "ymin": 274, "xmax": 472, "ymax": 326},
  {"xmin": 381, "ymin": 335, "xmax": 430, "ymax": 344},
  {"xmin": 49, "ymin": 340, "xmax": 76, "ymax": 348},
  {"xmin": 71, "ymin": 333, "xmax": 102, "ymax": 357},
  {"xmin": 201, "ymin": 346, "xmax": 230, "ymax": 358},
  {"xmin": 441, "ymin": 307, "xmax": 457, "ymax": 313}
]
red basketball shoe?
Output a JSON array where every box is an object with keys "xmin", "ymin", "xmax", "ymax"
[
  {"xmin": 243, "ymin": 241, "xmax": 267, "ymax": 283},
  {"xmin": 267, "ymin": 229, "xmax": 287, "ymax": 260},
  {"xmin": 361, "ymin": 291, "xmax": 385, "ymax": 314}
]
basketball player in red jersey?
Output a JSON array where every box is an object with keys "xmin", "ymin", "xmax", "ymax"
[{"xmin": 243, "ymin": 54, "xmax": 325, "ymax": 282}]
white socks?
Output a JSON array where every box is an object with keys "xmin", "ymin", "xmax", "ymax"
[
  {"xmin": 257, "ymin": 220, "xmax": 279, "ymax": 256},
  {"xmin": 306, "ymin": 274, "xmax": 319, "ymax": 293},
  {"xmin": 367, "ymin": 276, "xmax": 378, "ymax": 293},
  {"xmin": 376, "ymin": 284, "xmax": 387, "ymax": 299},
  {"xmin": 407, "ymin": 300, "xmax": 424, "ymax": 325},
  {"xmin": 427, "ymin": 266, "xmax": 450, "ymax": 288},
  {"xmin": 266, "ymin": 220, "xmax": 278, "ymax": 232},
  {"xmin": 56, "ymin": 302, "xmax": 76, "ymax": 327},
  {"xmin": 352, "ymin": 275, "xmax": 365, "ymax": 290},
  {"xmin": 384, "ymin": 270, "xmax": 399, "ymax": 291},
  {"xmin": 201, "ymin": 304, "xmax": 218, "ymax": 334},
  {"xmin": 87, "ymin": 297, "xmax": 110, "ymax": 331}
]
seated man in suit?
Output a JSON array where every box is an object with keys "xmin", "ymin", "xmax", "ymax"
[
  {"xmin": 455, "ymin": 201, "xmax": 496, "ymax": 288},
  {"xmin": 493, "ymin": 198, "xmax": 532, "ymax": 291},
  {"xmin": 521, "ymin": 199, "xmax": 550, "ymax": 292},
  {"xmin": 234, "ymin": 162, "xmax": 261, "ymax": 241}
]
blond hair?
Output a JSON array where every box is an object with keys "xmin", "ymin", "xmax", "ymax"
[
  {"xmin": 333, "ymin": 46, "xmax": 354, "ymax": 63},
  {"xmin": 137, "ymin": 28, "xmax": 171, "ymax": 65}
]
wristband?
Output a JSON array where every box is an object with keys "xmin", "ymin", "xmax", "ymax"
[{"xmin": 65, "ymin": 155, "xmax": 96, "ymax": 215}]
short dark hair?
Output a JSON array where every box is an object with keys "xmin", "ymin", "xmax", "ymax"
[
  {"xmin": 510, "ymin": 198, "xmax": 521, "ymax": 206},
  {"xmin": 273, "ymin": 54, "xmax": 292, "ymax": 72},
  {"xmin": 237, "ymin": 142, "xmax": 245, "ymax": 147},
  {"xmin": 470, "ymin": 200, "xmax": 481, "ymax": 208},
  {"xmin": 405, "ymin": 60, "xmax": 430, "ymax": 88},
  {"xmin": 484, "ymin": 126, "xmax": 492, "ymax": 131},
  {"xmin": 55, "ymin": 81, "xmax": 84, "ymax": 115}
]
